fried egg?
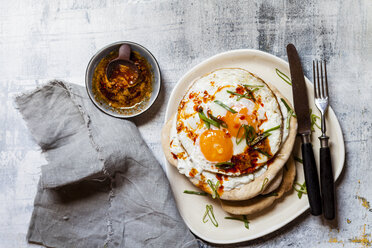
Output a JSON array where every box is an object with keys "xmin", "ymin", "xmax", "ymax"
[{"xmin": 172, "ymin": 68, "xmax": 283, "ymax": 177}]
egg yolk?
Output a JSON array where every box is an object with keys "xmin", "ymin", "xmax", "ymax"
[
  {"xmin": 199, "ymin": 130, "xmax": 233, "ymax": 162},
  {"xmin": 223, "ymin": 107, "xmax": 258, "ymax": 137}
]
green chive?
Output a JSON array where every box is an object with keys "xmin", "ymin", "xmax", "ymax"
[
  {"xmin": 262, "ymin": 192, "xmax": 279, "ymax": 197},
  {"xmin": 214, "ymin": 100, "xmax": 237, "ymax": 113},
  {"xmin": 253, "ymin": 147, "xmax": 271, "ymax": 158},
  {"xmin": 183, "ymin": 190, "xmax": 208, "ymax": 196},
  {"xmin": 250, "ymin": 132, "xmax": 271, "ymax": 147},
  {"xmin": 198, "ymin": 110, "xmax": 210, "ymax": 129},
  {"xmin": 243, "ymin": 84, "xmax": 264, "ymax": 88},
  {"xmin": 242, "ymin": 85, "xmax": 257, "ymax": 102},
  {"xmin": 244, "ymin": 125, "xmax": 256, "ymax": 146},
  {"xmin": 286, "ymin": 110, "xmax": 292, "ymax": 129},
  {"xmin": 198, "ymin": 109, "xmax": 220, "ymax": 128},
  {"xmin": 202, "ymin": 208, "xmax": 208, "ymax": 223},
  {"xmin": 207, "ymin": 179, "xmax": 220, "ymax": 199},
  {"xmin": 280, "ymin": 98, "xmax": 296, "ymax": 116},
  {"xmin": 226, "ymin": 90, "xmax": 245, "ymax": 97},
  {"xmin": 227, "ymin": 90, "xmax": 253, "ymax": 102},
  {"xmin": 203, "ymin": 204, "xmax": 218, "ymax": 227},
  {"xmin": 236, "ymin": 124, "xmax": 245, "ymax": 145},
  {"xmin": 280, "ymin": 98, "xmax": 296, "ymax": 130},
  {"xmin": 275, "ymin": 68, "xmax": 292, "ymax": 86},
  {"xmin": 215, "ymin": 162, "xmax": 235, "ymax": 170},
  {"xmin": 263, "ymin": 125, "xmax": 281, "ymax": 134},
  {"xmin": 208, "ymin": 112, "xmax": 228, "ymax": 128},
  {"xmin": 224, "ymin": 215, "xmax": 249, "ymax": 229},
  {"xmin": 293, "ymin": 181, "xmax": 307, "ymax": 199},
  {"xmin": 310, "ymin": 108, "xmax": 321, "ymax": 132},
  {"xmin": 260, "ymin": 177, "xmax": 269, "ymax": 192},
  {"xmin": 294, "ymin": 156, "xmax": 303, "ymax": 164},
  {"xmin": 243, "ymin": 215, "xmax": 250, "ymax": 229}
]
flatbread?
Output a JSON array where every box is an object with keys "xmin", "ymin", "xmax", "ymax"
[
  {"xmin": 161, "ymin": 114, "xmax": 177, "ymax": 167},
  {"xmin": 161, "ymin": 75, "xmax": 297, "ymax": 201},
  {"xmin": 220, "ymin": 155, "xmax": 296, "ymax": 215}
]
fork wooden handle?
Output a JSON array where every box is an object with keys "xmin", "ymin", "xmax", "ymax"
[
  {"xmin": 320, "ymin": 146, "xmax": 335, "ymax": 220},
  {"xmin": 301, "ymin": 142, "xmax": 322, "ymax": 216}
]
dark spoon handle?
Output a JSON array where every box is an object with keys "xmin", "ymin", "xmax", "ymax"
[
  {"xmin": 302, "ymin": 142, "xmax": 322, "ymax": 216},
  {"xmin": 320, "ymin": 146, "xmax": 335, "ymax": 220}
]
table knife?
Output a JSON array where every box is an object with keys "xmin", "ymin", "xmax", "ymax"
[{"xmin": 286, "ymin": 44, "xmax": 322, "ymax": 216}]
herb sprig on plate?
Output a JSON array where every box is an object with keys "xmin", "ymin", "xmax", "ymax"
[
  {"xmin": 310, "ymin": 108, "xmax": 321, "ymax": 132},
  {"xmin": 225, "ymin": 215, "xmax": 250, "ymax": 229},
  {"xmin": 294, "ymin": 156, "xmax": 303, "ymax": 163},
  {"xmin": 183, "ymin": 190, "xmax": 208, "ymax": 196},
  {"xmin": 275, "ymin": 68, "xmax": 292, "ymax": 86},
  {"xmin": 203, "ymin": 204, "xmax": 219, "ymax": 227},
  {"xmin": 293, "ymin": 181, "xmax": 307, "ymax": 199}
]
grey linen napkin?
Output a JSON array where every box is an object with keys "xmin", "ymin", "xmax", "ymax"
[{"xmin": 15, "ymin": 81, "xmax": 199, "ymax": 248}]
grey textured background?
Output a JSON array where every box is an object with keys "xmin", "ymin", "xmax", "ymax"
[{"xmin": 0, "ymin": 0, "xmax": 371, "ymax": 247}]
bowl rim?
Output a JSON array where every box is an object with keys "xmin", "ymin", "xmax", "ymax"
[{"xmin": 85, "ymin": 41, "xmax": 161, "ymax": 119}]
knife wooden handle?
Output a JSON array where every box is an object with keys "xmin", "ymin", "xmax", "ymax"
[
  {"xmin": 301, "ymin": 143, "xmax": 322, "ymax": 216},
  {"xmin": 320, "ymin": 147, "xmax": 335, "ymax": 220}
]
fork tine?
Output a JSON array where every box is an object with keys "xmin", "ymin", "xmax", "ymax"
[
  {"xmin": 320, "ymin": 61, "xmax": 324, "ymax": 98},
  {"xmin": 323, "ymin": 60, "xmax": 329, "ymax": 98},
  {"xmin": 313, "ymin": 60, "xmax": 318, "ymax": 98},
  {"xmin": 316, "ymin": 60, "xmax": 321, "ymax": 98}
]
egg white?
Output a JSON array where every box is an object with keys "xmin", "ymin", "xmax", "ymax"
[{"xmin": 174, "ymin": 69, "xmax": 283, "ymax": 176}]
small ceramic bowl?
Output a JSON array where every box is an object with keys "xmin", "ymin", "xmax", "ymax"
[{"xmin": 85, "ymin": 41, "xmax": 161, "ymax": 118}]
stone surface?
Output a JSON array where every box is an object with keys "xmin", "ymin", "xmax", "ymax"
[{"xmin": 0, "ymin": 0, "xmax": 371, "ymax": 247}]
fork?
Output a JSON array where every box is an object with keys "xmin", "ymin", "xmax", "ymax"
[{"xmin": 313, "ymin": 60, "xmax": 335, "ymax": 220}]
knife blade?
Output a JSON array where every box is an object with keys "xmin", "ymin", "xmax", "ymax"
[{"xmin": 287, "ymin": 43, "xmax": 322, "ymax": 216}]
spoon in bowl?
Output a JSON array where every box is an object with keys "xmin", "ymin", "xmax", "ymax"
[{"xmin": 106, "ymin": 44, "xmax": 139, "ymax": 87}]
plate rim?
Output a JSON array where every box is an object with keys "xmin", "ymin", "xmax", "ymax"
[{"xmin": 163, "ymin": 48, "xmax": 345, "ymax": 244}]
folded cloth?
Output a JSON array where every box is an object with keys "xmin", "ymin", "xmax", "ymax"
[{"xmin": 15, "ymin": 81, "xmax": 199, "ymax": 248}]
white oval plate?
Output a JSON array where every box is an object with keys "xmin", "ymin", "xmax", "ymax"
[{"xmin": 163, "ymin": 49, "xmax": 345, "ymax": 244}]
